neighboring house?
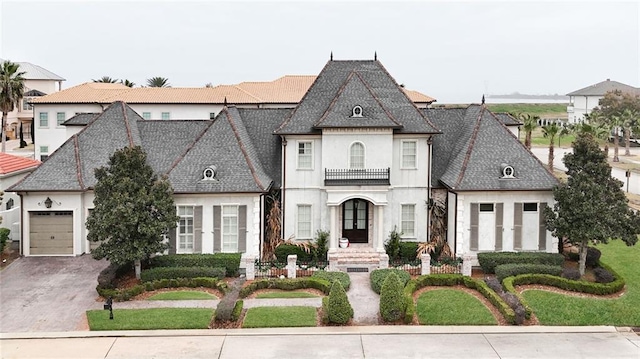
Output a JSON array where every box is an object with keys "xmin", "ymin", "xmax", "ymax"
[
  {"xmin": 30, "ymin": 76, "xmax": 435, "ymax": 161},
  {"xmin": 0, "ymin": 153, "xmax": 40, "ymax": 241},
  {"xmin": 10, "ymin": 58, "xmax": 555, "ymax": 268},
  {"xmin": 0, "ymin": 59, "xmax": 65, "ymax": 140},
  {"xmin": 566, "ymin": 79, "xmax": 640, "ymax": 123}
]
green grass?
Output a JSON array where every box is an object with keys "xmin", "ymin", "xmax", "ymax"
[
  {"xmin": 86, "ymin": 308, "xmax": 214, "ymax": 330},
  {"xmin": 525, "ymin": 128, "xmax": 576, "ymax": 148},
  {"xmin": 522, "ymin": 240, "xmax": 640, "ymax": 326},
  {"xmin": 147, "ymin": 291, "xmax": 217, "ymax": 300},
  {"xmin": 416, "ymin": 289, "xmax": 497, "ymax": 325},
  {"xmin": 255, "ymin": 291, "xmax": 319, "ymax": 299},
  {"xmin": 242, "ymin": 306, "xmax": 317, "ymax": 328},
  {"xmin": 486, "ymin": 103, "xmax": 568, "ymax": 118}
]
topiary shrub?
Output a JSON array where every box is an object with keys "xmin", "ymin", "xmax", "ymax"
[
  {"xmin": 399, "ymin": 241, "xmax": 419, "ymax": 261},
  {"xmin": 495, "ymin": 263, "xmax": 562, "ymax": 282},
  {"xmin": 312, "ymin": 271, "xmax": 350, "ymax": 290},
  {"xmin": 370, "ymin": 268, "xmax": 411, "ymax": 294},
  {"xmin": 385, "ymin": 226, "xmax": 402, "ymax": 261},
  {"xmin": 593, "ymin": 267, "xmax": 614, "ymax": 283},
  {"xmin": 379, "ymin": 272, "xmax": 405, "ymax": 322},
  {"xmin": 313, "ymin": 230, "xmax": 330, "ymax": 261},
  {"xmin": 231, "ymin": 300, "xmax": 243, "ymax": 322},
  {"xmin": 324, "ymin": 281, "xmax": 353, "ymax": 324},
  {"xmin": 477, "ymin": 252, "xmax": 565, "ymax": 274},
  {"xmin": 585, "ymin": 247, "xmax": 602, "ymax": 268},
  {"xmin": 561, "ymin": 268, "xmax": 581, "ymax": 281},
  {"xmin": 275, "ymin": 244, "xmax": 313, "ymax": 263}
]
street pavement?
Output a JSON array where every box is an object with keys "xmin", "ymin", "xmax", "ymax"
[{"xmin": 1, "ymin": 326, "xmax": 638, "ymax": 359}]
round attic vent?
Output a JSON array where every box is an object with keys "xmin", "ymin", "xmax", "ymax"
[
  {"xmin": 501, "ymin": 163, "xmax": 515, "ymax": 178},
  {"xmin": 352, "ymin": 105, "xmax": 363, "ymax": 118},
  {"xmin": 203, "ymin": 165, "xmax": 217, "ymax": 180}
]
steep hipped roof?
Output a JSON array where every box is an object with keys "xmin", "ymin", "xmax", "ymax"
[
  {"xmin": 276, "ymin": 60, "xmax": 440, "ymax": 134},
  {"xmin": 428, "ymin": 105, "xmax": 558, "ymax": 191},
  {"xmin": 62, "ymin": 113, "xmax": 100, "ymax": 126},
  {"xmin": 566, "ymin": 79, "xmax": 640, "ymax": 97},
  {"xmin": 0, "ymin": 59, "xmax": 65, "ymax": 81},
  {"xmin": 0, "ymin": 153, "xmax": 40, "ymax": 175},
  {"xmin": 494, "ymin": 113, "xmax": 521, "ymax": 126}
]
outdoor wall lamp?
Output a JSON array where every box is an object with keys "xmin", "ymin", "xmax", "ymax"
[{"xmin": 40, "ymin": 197, "xmax": 61, "ymax": 209}]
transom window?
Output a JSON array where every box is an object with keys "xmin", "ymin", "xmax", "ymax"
[
  {"xmin": 523, "ymin": 203, "xmax": 538, "ymax": 212},
  {"xmin": 297, "ymin": 141, "xmax": 313, "ymax": 169},
  {"xmin": 349, "ymin": 142, "xmax": 365, "ymax": 169},
  {"xmin": 297, "ymin": 204, "xmax": 312, "ymax": 239},
  {"xmin": 177, "ymin": 206, "xmax": 194, "ymax": 253},
  {"xmin": 401, "ymin": 204, "xmax": 415, "ymax": 237},
  {"xmin": 222, "ymin": 205, "xmax": 239, "ymax": 252},
  {"xmin": 401, "ymin": 140, "xmax": 417, "ymax": 168},
  {"xmin": 479, "ymin": 203, "xmax": 494, "ymax": 212}
]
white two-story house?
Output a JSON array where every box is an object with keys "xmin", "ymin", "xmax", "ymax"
[{"xmin": 566, "ymin": 79, "xmax": 639, "ymax": 123}]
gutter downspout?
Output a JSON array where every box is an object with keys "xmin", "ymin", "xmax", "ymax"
[
  {"xmin": 280, "ymin": 136, "xmax": 287, "ymax": 240},
  {"xmin": 426, "ymin": 136, "xmax": 433, "ymax": 242},
  {"xmin": 18, "ymin": 193, "xmax": 23, "ymax": 256}
]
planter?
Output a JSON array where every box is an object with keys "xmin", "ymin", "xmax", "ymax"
[{"xmin": 339, "ymin": 238, "xmax": 349, "ymax": 248}]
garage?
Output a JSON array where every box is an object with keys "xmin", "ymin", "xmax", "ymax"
[{"xmin": 29, "ymin": 211, "xmax": 74, "ymax": 255}]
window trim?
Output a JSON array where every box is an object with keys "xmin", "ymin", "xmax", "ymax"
[
  {"xmin": 38, "ymin": 112, "xmax": 49, "ymax": 128},
  {"xmin": 349, "ymin": 141, "xmax": 365, "ymax": 169},
  {"xmin": 401, "ymin": 140, "xmax": 418, "ymax": 169},
  {"xmin": 221, "ymin": 204, "xmax": 239, "ymax": 253},
  {"xmin": 400, "ymin": 203, "xmax": 416, "ymax": 238},
  {"xmin": 296, "ymin": 140, "xmax": 313, "ymax": 170},
  {"xmin": 296, "ymin": 204, "xmax": 313, "ymax": 239},
  {"xmin": 177, "ymin": 205, "xmax": 195, "ymax": 254}
]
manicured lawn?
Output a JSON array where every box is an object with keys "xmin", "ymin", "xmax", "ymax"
[
  {"xmin": 416, "ymin": 289, "xmax": 497, "ymax": 325},
  {"xmin": 522, "ymin": 240, "xmax": 640, "ymax": 326},
  {"xmin": 147, "ymin": 291, "xmax": 217, "ymax": 300},
  {"xmin": 242, "ymin": 306, "xmax": 317, "ymax": 328},
  {"xmin": 486, "ymin": 103, "xmax": 568, "ymax": 118},
  {"xmin": 525, "ymin": 128, "xmax": 575, "ymax": 148},
  {"xmin": 86, "ymin": 308, "xmax": 214, "ymax": 330},
  {"xmin": 255, "ymin": 291, "xmax": 319, "ymax": 299}
]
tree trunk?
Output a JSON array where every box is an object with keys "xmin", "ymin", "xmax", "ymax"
[
  {"xmin": 613, "ymin": 128, "xmax": 619, "ymax": 162},
  {"xmin": 134, "ymin": 259, "xmax": 142, "ymax": 280},
  {"xmin": 603, "ymin": 144, "xmax": 609, "ymax": 158},
  {"xmin": 1, "ymin": 112, "xmax": 6, "ymax": 153},
  {"xmin": 548, "ymin": 141, "xmax": 554, "ymax": 171},
  {"xmin": 525, "ymin": 131, "xmax": 532, "ymax": 149},
  {"xmin": 624, "ymin": 128, "xmax": 631, "ymax": 156},
  {"xmin": 578, "ymin": 239, "xmax": 587, "ymax": 276}
]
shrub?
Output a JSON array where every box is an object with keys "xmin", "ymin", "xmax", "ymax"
[
  {"xmin": 96, "ymin": 277, "xmax": 224, "ymax": 302},
  {"xmin": 140, "ymin": 267, "xmax": 226, "ymax": 282},
  {"xmin": 370, "ymin": 269, "xmax": 411, "ymax": 294},
  {"xmin": 484, "ymin": 277, "xmax": 504, "ymax": 294},
  {"xmin": 403, "ymin": 282, "xmax": 416, "ymax": 324},
  {"xmin": 275, "ymin": 244, "xmax": 313, "ymax": 263},
  {"xmin": 149, "ymin": 253, "xmax": 241, "ymax": 277},
  {"xmin": 379, "ymin": 272, "xmax": 405, "ymax": 322},
  {"xmin": 313, "ymin": 230, "xmax": 330, "ymax": 261},
  {"xmin": 495, "ymin": 263, "xmax": 562, "ymax": 282},
  {"xmin": 384, "ymin": 226, "xmax": 402, "ymax": 261},
  {"xmin": 239, "ymin": 277, "xmax": 331, "ymax": 298},
  {"xmin": 0, "ymin": 228, "xmax": 10, "ymax": 253},
  {"xmin": 399, "ymin": 241, "xmax": 419, "ymax": 261},
  {"xmin": 312, "ymin": 271, "xmax": 350, "ymax": 290},
  {"xmin": 477, "ymin": 252, "xmax": 565, "ymax": 274},
  {"xmin": 561, "ymin": 268, "xmax": 581, "ymax": 281},
  {"xmin": 215, "ymin": 298, "xmax": 236, "ymax": 322},
  {"xmin": 593, "ymin": 267, "xmax": 614, "ymax": 283},
  {"xmin": 324, "ymin": 281, "xmax": 353, "ymax": 325},
  {"xmin": 231, "ymin": 300, "xmax": 243, "ymax": 322},
  {"xmin": 586, "ymin": 247, "xmax": 602, "ymax": 268}
]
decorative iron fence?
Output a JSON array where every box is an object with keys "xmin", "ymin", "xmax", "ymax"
[
  {"xmin": 253, "ymin": 260, "xmax": 329, "ymax": 279},
  {"xmin": 429, "ymin": 263, "xmax": 463, "ymax": 274},
  {"xmin": 389, "ymin": 259, "xmax": 463, "ymax": 275},
  {"xmin": 389, "ymin": 260, "xmax": 422, "ymax": 275},
  {"xmin": 324, "ymin": 168, "xmax": 390, "ymax": 186},
  {"xmin": 296, "ymin": 261, "xmax": 329, "ymax": 277}
]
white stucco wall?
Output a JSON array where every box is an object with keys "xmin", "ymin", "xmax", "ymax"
[
  {"xmin": 34, "ymin": 104, "xmax": 101, "ymax": 160},
  {"xmin": 568, "ymin": 95, "xmax": 602, "ymax": 123}
]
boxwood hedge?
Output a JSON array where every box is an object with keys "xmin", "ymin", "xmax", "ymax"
[
  {"xmin": 140, "ymin": 266, "xmax": 226, "ymax": 282},
  {"xmin": 370, "ymin": 268, "xmax": 411, "ymax": 294},
  {"xmin": 149, "ymin": 253, "xmax": 241, "ymax": 277},
  {"xmin": 477, "ymin": 252, "xmax": 564, "ymax": 274},
  {"xmin": 495, "ymin": 263, "xmax": 562, "ymax": 282}
]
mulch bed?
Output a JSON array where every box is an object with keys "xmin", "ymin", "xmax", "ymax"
[
  {"xmin": 243, "ymin": 288, "xmax": 325, "ymax": 299},
  {"xmin": 0, "ymin": 244, "xmax": 20, "ymax": 269}
]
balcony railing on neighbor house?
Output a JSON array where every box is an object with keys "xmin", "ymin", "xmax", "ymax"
[{"xmin": 324, "ymin": 168, "xmax": 390, "ymax": 186}]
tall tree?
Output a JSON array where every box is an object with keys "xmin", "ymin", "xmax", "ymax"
[
  {"xmin": 609, "ymin": 114, "xmax": 623, "ymax": 162},
  {"xmin": 146, "ymin": 77, "xmax": 170, "ymax": 88},
  {"xmin": 87, "ymin": 146, "xmax": 179, "ymax": 279},
  {"xmin": 591, "ymin": 90, "xmax": 640, "ymax": 161},
  {"xmin": 0, "ymin": 60, "xmax": 26, "ymax": 153},
  {"xmin": 519, "ymin": 113, "xmax": 539, "ymax": 149},
  {"xmin": 621, "ymin": 108, "xmax": 638, "ymax": 156},
  {"xmin": 583, "ymin": 112, "xmax": 610, "ymax": 158},
  {"xmin": 120, "ymin": 79, "xmax": 136, "ymax": 88},
  {"xmin": 92, "ymin": 76, "xmax": 119, "ymax": 83},
  {"xmin": 544, "ymin": 133, "xmax": 640, "ymax": 276},
  {"xmin": 542, "ymin": 123, "xmax": 560, "ymax": 171}
]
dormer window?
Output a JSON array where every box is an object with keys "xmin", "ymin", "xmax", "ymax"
[
  {"xmin": 352, "ymin": 105, "xmax": 363, "ymax": 118},
  {"xmin": 501, "ymin": 163, "xmax": 515, "ymax": 178},
  {"xmin": 203, "ymin": 165, "xmax": 217, "ymax": 180}
]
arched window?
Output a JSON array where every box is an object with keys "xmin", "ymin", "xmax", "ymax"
[{"xmin": 350, "ymin": 142, "xmax": 365, "ymax": 169}]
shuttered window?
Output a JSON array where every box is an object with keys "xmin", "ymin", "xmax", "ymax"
[
  {"xmin": 222, "ymin": 205, "xmax": 239, "ymax": 252},
  {"xmin": 177, "ymin": 206, "xmax": 194, "ymax": 253}
]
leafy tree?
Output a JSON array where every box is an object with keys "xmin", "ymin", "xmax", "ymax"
[
  {"xmin": 591, "ymin": 90, "xmax": 640, "ymax": 161},
  {"xmin": 0, "ymin": 60, "xmax": 26, "ymax": 153},
  {"xmin": 146, "ymin": 77, "xmax": 170, "ymax": 88},
  {"xmin": 621, "ymin": 108, "xmax": 638, "ymax": 156},
  {"xmin": 120, "ymin": 79, "xmax": 136, "ymax": 88},
  {"xmin": 581, "ymin": 113, "xmax": 610, "ymax": 158},
  {"xmin": 542, "ymin": 123, "xmax": 560, "ymax": 171},
  {"xmin": 92, "ymin": 76, "xmax": 119, "ymax": 83},
  {"xmin": 519, "ymin": 113, "xmax": 539, "ymax": 149},
  {"xmin": 544, "ymin": 133, "xmax": 640, "ymax": 275},
  {"xmin": 87, "ymin": 146, "xmax": 179, "ymax": 279}
]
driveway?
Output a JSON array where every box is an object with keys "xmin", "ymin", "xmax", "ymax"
[{"xmin": 0, "ymin": 255, "xmax": 108, "ymax": 332}]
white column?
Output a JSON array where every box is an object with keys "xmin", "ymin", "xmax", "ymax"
[
  {"xmin": 287, "ymin": 255, "xmax": 297, "ymax": 278},
  {"xmin": 377, "ymin": 205, "xmax": 385, "ymax": 252},
  {"xmin": 421, "ymin": 253, "xmax": 431, "ymax": 275},
  {"xmin": 329, "ymin": 205, "xmax": 337, "ymax": 251}
]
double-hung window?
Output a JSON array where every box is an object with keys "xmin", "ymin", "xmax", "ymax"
[
  {"xmin": 401, "ymin": 204, "xmax": 415, "ymax": 237},
  {"xmin": 57, "ymin": 112, "xmax": 66, "ymax": 126},
  {"xmin": 401, "ymin": 140, "xmax": 417, "ymax": 169},
  {"xmin": 39, "ymin": 112, "xmax": 48, "ymax": 128},
  {"xmin": 177, "ymin": 206, "xmax": 194, "ymax": 253},
  {"xmin": 161, "ymin": 112, "xmax": 171, "ymax": 120},
  {"xmin": 297, "ymin": 205, "xmax": 312, "ymax": 239},
  {"xmin": 222, "ymin": 205, "xmax": 239, "ymax": 252},
  {"xmin": 297, "ymin": 141, "xmax": 312, "ymax": 169},
  {"xmin": 142, "ymin": 112, "xmax": 151, "ymax": 120}
]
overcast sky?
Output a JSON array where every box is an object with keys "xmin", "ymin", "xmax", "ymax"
[{"xmin": 1, "ymin": 1, "xmax": 638, "ymax": 103}]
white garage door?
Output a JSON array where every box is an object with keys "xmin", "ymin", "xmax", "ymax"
[{"xmin": 29, "ymin": 211, "xmax": 73, "ymax": 255}]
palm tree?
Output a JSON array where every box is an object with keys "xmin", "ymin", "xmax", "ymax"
[
  {"xmin": 621, "ymin": 108, "xmax": 638, "ymax": 156},
  {"xmin": 120, "ymin": 79, "xmax": 135, "ymax": 88},
  {"xmin": 92, "ymin": 76, "xmax": 119, "ymax": 83},
  {"xmin": 584, "ymin": 112, "xmax": 610, "ymax": 158},
  {"xmin": 542, "ymin": 123, "xmax": 560, "ymax": 171},
  {"xmin": 519, "ymin": 113, "xmax": 539, "ymax": 149},
  {"xmin": 609, "ymin": 114, "xmax": 624, "ymax": 162},
  {"xmin": 146, "ymin": 77, "xmax": 170, "ymax": 88},
  {"xmin": 0, "ymin": 60, "xmax": 26, "ymax": 152}
]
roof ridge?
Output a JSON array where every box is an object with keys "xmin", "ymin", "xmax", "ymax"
[
  {"xmin": 164, "ymin": 119, "xmax": 216, "ymax": 177},
  {"xmin": 224, "ymin": 109, "xmax": 267, "ymax": 191},
  {"xmin": 314, "ymin": 71, "xmax": 358, "ymax": 127},
  {"xmin": 120, "ymin": 102, "xmax": 135, "ymax": 147},
  {"xmin": 453, "ymin": 106, "xmax": 485, "ymax": 188},
  {"xmin": 232, "ymin": 85, "xmax": 264, "ymax": 102},
  {"xmin": 73, "ymin": 135, "xmax": 85, "ymax": 190}
]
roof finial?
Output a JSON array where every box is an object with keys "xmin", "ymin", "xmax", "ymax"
[
  {"xmin": 330, "ymin": 51, "xmax": 333, "ymax": 61},
  {"xmin": 224, "ymin": 96, "xmax": 227, "ymax": 107},
  {"xmin": 481, "ymin": 94, "xmax": 485, "ymax": 105},
  {"xmin": 374, "ymin": 51, "xmax": 377, "ymax": 61}
]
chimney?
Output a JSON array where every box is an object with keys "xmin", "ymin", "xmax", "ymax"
[{"xmin": 606, "ymin": 78, "xmax": 610, "ymax": 81}]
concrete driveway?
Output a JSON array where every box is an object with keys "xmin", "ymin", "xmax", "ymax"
[{"xmin": 0, "ymin": 255, "xmax": 108, "ymax": 332}]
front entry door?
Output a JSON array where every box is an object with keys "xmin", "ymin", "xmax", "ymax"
[{"xmin": 342, "ymin": 199, "xmax": 368, "ymax": 243}]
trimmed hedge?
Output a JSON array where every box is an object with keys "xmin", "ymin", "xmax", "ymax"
[
  {"xmin": 403, "ymin": 274, "xmax": 517, "ymax": 325},
  {"xmin": 324, "ymin": 281, "xmax": 353, "ymax": 324},
  {"xmin": 274, "ymin": 244, "xmax": 313, "ymax": 263},
  {"xmin": 149, "ymin": 253, "xmax": 241, "ymax": 277},
  {"xmin": 311, "ymin": 271, "xmax": 351, "ymax": 290},
  {"xmin": 495, "ymin": 264, "xmax": 562, "ymax": 282},
  {"xmin": 140, "ymin": 266, "xmax": 226, "ymax": 282},
  {"xmin": 370, "ymin": 269, "xmax": 411, "ymax": 294},
  {"xmin": 97, "ymin": 277, "xmax": 225, "ymax": 302},
  {"xmin": 399, "ymin": 242, "xmax": 419, "ymax": 261},
  {"xmin": 231, "ymin": 300, "xmax": 243, "ymax": 322},
  {"xmin": 380, "ymin": 272, "xmax": 405, "ymax": 322},
  {"xmin": 97, "ymin": 262, "xmax": 133, "ymax": 291},
  {"xmin": 477, "ymin": 252, "xmax": 564, "ymax": 274},
  {"xmin": 239, "ymin": 277, "xmax": 331, "ymax": 298}
]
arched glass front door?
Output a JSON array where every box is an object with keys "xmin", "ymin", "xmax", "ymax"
[{"xmin": 342, "ymin": 199, "xmax": 368, "ymax": 243}]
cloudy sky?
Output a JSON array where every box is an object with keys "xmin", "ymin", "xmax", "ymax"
[{"xmin": 1, "ymin": 1, "xmax": 638, "ymax": 103}]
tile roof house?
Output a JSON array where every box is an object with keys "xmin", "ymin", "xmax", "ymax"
[
  {"xmin": 10, "ymin": 59, "xmax": 555, "ymax": 268},
  {"xmin": 0, "ymin": 153, "xmax": 40, "ymax": 241},
  {"xmin": 566, "ymin": 79, "xmax": 640, "ymax": 123}
]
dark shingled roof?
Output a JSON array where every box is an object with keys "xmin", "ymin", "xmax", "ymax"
[
  {"xmin": 62, "ymin": 113, "xmax": 100, "ymax": 126},
  {"xmin": 566, "ymin": 79, "xmax": 640, "ymax": 97},
  {"xmin": 276, "ymin": 60, "xmax": 439, "ymax": 134},
  {"xmin": 427, "ymin": 105, "xmax": 558, "ymax": 191},
  {"xmin": 494, "ymin": 113, "xmax": 521, "ymax": 126}
]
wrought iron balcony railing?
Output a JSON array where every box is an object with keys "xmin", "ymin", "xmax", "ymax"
[{"xmin": 324, "ymin": 168, "xmax": 390, "ymax": 186}]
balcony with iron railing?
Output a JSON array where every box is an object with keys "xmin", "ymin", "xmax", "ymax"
[{"xmin": 324, "ymin": 168, "xmax": 390, "ymax": 186}]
